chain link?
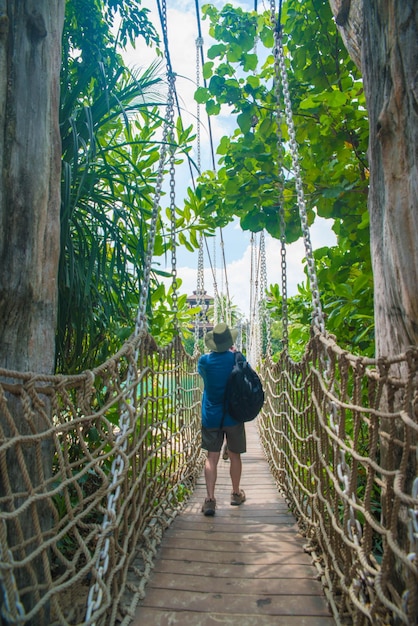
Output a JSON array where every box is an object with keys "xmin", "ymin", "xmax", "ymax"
[
  {"xmin": 196, "ymin": 36, "xmax": 203, "ymax": 175},
  {"xmin": 270, "ymin": 2, "xmax": 289, "ymax": 349},
  {"xmin": 260, "ymin": 230, "xmax": 271, "ymax": 355},
  {"xmin": 168, "ymin": 96, "xmax": 179, "ymax": 332},
  {"xmin": 85, "ymin": 0, "xmax": 177, "ymax": 621},
  {"xmin": 270, "ymin": 1, "xmax": 367, "ymax": 604},
  {"xmin": 270, "ymin": 2, "xmax": 324, "ymax": 333},
  {"xmin": 194, "ymin": 235, "xmax": 205, "ymax": 354}
]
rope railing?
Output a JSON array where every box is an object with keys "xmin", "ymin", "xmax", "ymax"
[
  {"xmin": 0, "ymin": 332, "xmax": 204, "ymax": 625},
  {"xmin": 257, "ymin": 332, "xmax": 418, "ymax": 625},
  {"xmin": 1, "ymin": 324, "xmax": 417, "ymax": 625}
]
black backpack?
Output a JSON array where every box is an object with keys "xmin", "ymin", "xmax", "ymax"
[{"xmin": 224, "ymin": 352, "xmax": 265, "ymax": 423}]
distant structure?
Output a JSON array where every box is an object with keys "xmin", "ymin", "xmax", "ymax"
[{"xmin": 186, "ymin": 289, "xmax": 214, "ymax": 337}]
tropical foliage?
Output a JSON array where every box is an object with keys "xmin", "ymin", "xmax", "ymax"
[
  {"xmin": 189, "ymin": 0, "xmax": 373, "ymax": 357},
  {"xmin": 58, "ymin": 0, "xmax": 374, "ymax": 372},
  {"xmin": 58, "ymin": 0, "xmax": 197, "ymax": 372}
]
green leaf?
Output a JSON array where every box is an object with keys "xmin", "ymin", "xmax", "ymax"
[
  {"xmin": 206, "ymin": 100, "xmax": 221, "ymax": 115},
  {"xmin": 237, "ymin": 111, "xmax": 253, "ymax": 134},
  {"xmin": 243, "ymin": 53, "xmax": 258, "ymax": 72},
  {"xmin": 195, "ymin": 86, "xmax": 210, "ymax": 104},
  {"xmin": 203, "ymin": 61, "xmax": 214, "ymax": 80},
  {"xmin": 208, "ymin": 43, "xmax": 226, "ymax": 59}
]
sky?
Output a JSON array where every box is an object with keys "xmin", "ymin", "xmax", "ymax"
[{"xmin": 124, "ymin": 1, "xmax": 336, "ymax": 318}]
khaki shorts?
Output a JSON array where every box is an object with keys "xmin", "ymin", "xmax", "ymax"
[{"xmin": 202, "ymin": 423, "xmax": 246, "ymax": 454}]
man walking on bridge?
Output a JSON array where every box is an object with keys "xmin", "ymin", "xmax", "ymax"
[{"xmin": 198, "ymin": 323, "xmax": 247, "ymax": 516}]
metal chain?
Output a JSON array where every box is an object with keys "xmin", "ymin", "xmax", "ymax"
[
  {"xmin": 196, "ymin": 36, "xmax": 203, "ymax": 175},
  {"xmin": 248, "ymin": 233, "xmax": 260, "ymax": 365},
  {"xmin": 260, "ymin": 230, "xmax": 271, "ymax": 355},
  {"xmin": 269, "ymin": 2, "xmax": 289, "ymax": 349},
  {"xmin": 270, "ymin": 4, "xmax": 362, "ymax": 583},
  {"xmin": 193, "ymin": 35, "xmax": 205, "ymax": 352},
  {"xmin": 168, "ymin": 80, "xmax": 179, "ymax": 333},
  {"xmin": 212, "ymin": 237, "xmax": 219, "ymax": 326},
  {"xmin": 270, "ymin": 3, "xmax": 325, "ymax": 333},
  {"xmin": 270, "ymin": 4, "xmax": 367, "ymax": 602},
  {"xmin": 194, "ymin": 234, "xmax": 205, "ymax": 354},
  {"xmin": 85, "ymin": 0, "xmax": 176, "ymax": 621}
]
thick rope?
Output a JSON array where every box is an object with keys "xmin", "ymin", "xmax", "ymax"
[{"xmin": 258, "ymin": 337, "xmax": 418, "ymax": 625}]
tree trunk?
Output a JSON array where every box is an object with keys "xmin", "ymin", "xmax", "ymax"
[
  {"xmin": 330, "ymin": 2, "xmax": 418, "ymax": 619},
  {"xmin": 328, "ymin": 0, "xmax": 362, "ymax": 70},
  {"xmin": 329, "ymin": 2, "xmax": 418, "ymax": 359},
  {"xmin": 363, "ymin": 2, "xmax": 418, "ymax": 360},
  {"xmin": 0, "ymin": 1, "xmax": 64, "ymax": 622}
]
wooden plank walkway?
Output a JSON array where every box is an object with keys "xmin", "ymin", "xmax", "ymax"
[{"xmin": 132, "ymin": 421, "xmax": 335, "ymax": 625}]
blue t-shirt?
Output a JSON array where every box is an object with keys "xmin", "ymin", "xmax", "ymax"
[{"xmin": 198, "ymin": 350, "xmax": 240, "ymax": 429}]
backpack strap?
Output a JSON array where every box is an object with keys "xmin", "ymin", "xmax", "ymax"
[{"xmin": 220, "ymin": 351, "xmax": 243, "ymax": 429}]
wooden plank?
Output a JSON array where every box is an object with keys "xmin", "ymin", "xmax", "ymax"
[
  {"xmin": 135, "ymin": 608, "xmax": 336, "ymax": 626},
  {"xmin": 146, "ymin": 572, "xmax": 325, "ymax": 595},
  {"xmin": 152, "ymin": 559, "xmax": 318, "ymax": 580},
  {"xmin": 140, "ymin": 588, "xmax": 331, "ymax": 616},
  {"xmin": 154, "ymin": 547, "xmax": 313, "ymax": 565},
  {"xmin": 131, "ymin": 421, "xmax": 335, "ymax": 625}
]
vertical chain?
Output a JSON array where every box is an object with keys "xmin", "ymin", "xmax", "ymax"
[
  {"xmin": 194, "ymin": 235, "xmax": 205, "ymax": 354},
  {"xmin": 193, "ymin": 35, "xmax": 204, "ymax": 353},
  {"xmin": 213, "ymin": 237, "xmax": 219, "ymax": 326},
  {"xmin": 270, "ymin": 0, "xmax": 288, "ymax": 348},
  {"xmin": 85, "ymin": 0, "xmax": 176, "ymax": 622},
  {"xmin": 169, "ymin": 121, "xmax": 179, "ymax": 333},
  {"xmin": 269, "ymin": 7, "xmax": 369, "ymax": 607},
  {"xmin": 260, "ymin": 230, "xmax": 271, "ymax": 354},
  {"xmin": 274, "ymin": 24, "xmax": 325, "ymax": 332},
  {"xmin": 196, "ymin": 36, "xmax": 203, "ymax": 175}
]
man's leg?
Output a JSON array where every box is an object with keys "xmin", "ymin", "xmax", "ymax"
[
  {"xmin": 228, "ymin": 450, "xmax": 242, "ymax": 494},
  {"xmin": 205, "ymin": 450, "xmax": 220, "ymax": 500}
]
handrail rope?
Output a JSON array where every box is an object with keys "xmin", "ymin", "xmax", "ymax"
[
  {"xmin": 85, "ymin": 0, "xmax": 177, "ymax": 621},
  {"xmin": 270, "ymin": 2, "xmax": 325, "ymax": 334},
  {"xmin": 269, "ymin": 4, "xmax": 371, "ymax": 600}
]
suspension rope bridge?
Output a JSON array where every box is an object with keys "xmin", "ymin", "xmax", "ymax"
[{"xmin": 0, "ymin": 1, "xmax": 417, "ymax": 625}]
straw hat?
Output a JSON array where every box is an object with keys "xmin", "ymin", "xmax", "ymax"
[{"xmin": 205, "ymin": 323, "xmax": 238, "ymax": 353}]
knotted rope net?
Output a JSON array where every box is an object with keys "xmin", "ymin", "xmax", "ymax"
[
  {"xmin": 258, "ymin": 332, "xmax": 418, "ymax": 625},
  {"xmin": 0, "ymin": 332, "xmax": 204, "ymax": 625}
]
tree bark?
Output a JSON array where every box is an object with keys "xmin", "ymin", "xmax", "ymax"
[
  {"xmin": 330, "ymin": 2, "xmax": 418, "ymax": 619},
  {"xmin": 329, "ymin": 0, "xmax": 418, "ymax": 359},
  {"xmin": 363, "ymin": 2, "xmax": 418, "ymax": 360},
  {"xmin": 328, "ymin": 0, "xmax": 362, "ymax": 70},
  {"xmin": 0, "ymin": 1, "xmax": 64, "ymax": 622}
]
